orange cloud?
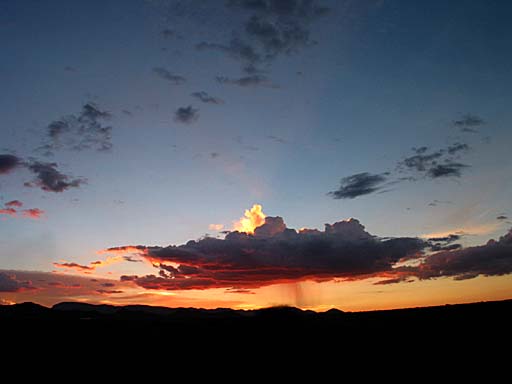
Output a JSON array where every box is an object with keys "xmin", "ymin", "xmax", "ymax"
[
  {"xmin": 0, "ymin": 201, "xmax": 44, "ymax": 220},
  {"xmin": 90, "ymin": 255, "xmax": 125, "ymax": 268},
  {"xmin": 233, "ymin": 204, "xmax": 266, "ymax": 234},
  {"xmin": 53, "ymin": 262, "xmax": 94, "ymax": 272},
  {"xmin": 209, "ymin": 223, "xmax": 224, "ymax": 231},
  {"xmin": 5, "ymin": 200, "xmax": 23, "ymax": 208},
  {"xmin": 0, "ymin": 208, "xmax": 17, "ymax": 217},
  {"xmin": 22, "ymin": 208, "xmax": 45, "ymax": 219}
]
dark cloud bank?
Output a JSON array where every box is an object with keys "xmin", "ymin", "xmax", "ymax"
[
  {"xmin": 0, "ymin": 272, "xmax": 35, "ymax": 292},
  {"xmin": 105, "ymin": 216, "xmax": 512, "ymax": 291}
]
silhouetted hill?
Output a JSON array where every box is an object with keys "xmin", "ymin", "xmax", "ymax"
[{"xmin": 1, "ymin": 299, "xmax": 511, "ymax": 349}]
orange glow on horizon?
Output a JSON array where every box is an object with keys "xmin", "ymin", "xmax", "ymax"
[{"xmin": 233, "ymin": 204, "xmax": 266, "ymax": 234}]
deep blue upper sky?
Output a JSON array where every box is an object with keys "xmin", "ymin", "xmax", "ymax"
[{"xmin": 1, "ymin": 0, "xmax": 511, "ymax": 272}]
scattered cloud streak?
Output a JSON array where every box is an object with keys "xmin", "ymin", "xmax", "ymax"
[
  {"xmin": 453, "ymin": 113, "xmax": 485, "ymax": 133},
  {"xmin": 41, "ymin": 103, "xmax": 113, "ymax": 154},
  {"xmin": 329, "ymin": 172, "xmax": 389, "ymax": 199},
  {"xmin": 53, "ymin": 262, "xmax": 94, "ymax": 272},
  {"xmin": 152, "ymin": 67, "xmax": 186, "ymax": 85},
  {"xmin": 427, "ymin": 162, "xmax": 468, "ymax": 178},
  {"xmin": 191, "ymin": 91, "xmax": 224, "ymax": 104},
  {"xmin": 216, "ymin": 75, "xmax": 276, "ymax": 87}
]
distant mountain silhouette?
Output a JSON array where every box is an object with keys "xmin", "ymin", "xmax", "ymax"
[{"xmin": 2, "ymin": 300, "xmax": 510, "ymax": 350}]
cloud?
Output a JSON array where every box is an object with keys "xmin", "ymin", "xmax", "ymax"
[
  {"xmin": 47, "ymin": 282, "xmax": 81, "ymax": 288},
  {"xmin": 411, "ymin": 229, "xmax": 512, "ymax": 281},
  {"xmin": 191, "ymin": 91, "xmax": 224, "ymax": 104},
  {"xmin": 0, "ymin": 208, "xmax": 17, "ymax": 217},
  {"xmin": 427, "ymin": 162, "xmax": 468, "ymax": 178},
  {"xmin": 201, "ymin": 0, "xmax": 330, "ymax": 72},
  {"xmin": 328, "ymin": 172, "xmax": 389, "ymax": 199},
  {"xmin": 453, "ymin": 114, "xmax": 485, "ymax": 132},
  {"xmin": 1, "ymin": 155, "xmax": 84, "ymax": 193},
  {"xmin": 233, "ymin": 203, "xmax": 266, "ymax": 234},
  {"xmin": 160, "ymin": 29, "xmax": 177, "ymax": 38},
  {"xmin": 427, "ymin": 234, "xmax": 462, "ymax": 252},
  {"xmin": 497, "ymin": 215, "xmax": 508, "ymax": 221},
  {"xmin": 196, "ymin": 39, "xmax": 262, "ymax": 69},
  {"xmin": 428, "ymin": 200, "xmax": 453, "ymax": 207},
  {"xmin": 399, "ymin": 148, "xmax": 444, "ymax": 172},
  {"xmin": 96, "ymin": 289, "xmax": 124, "ymax": 294},
  {"xmin": 26, "ymin": 161, "xmax": 86, "ymax": 193},
  {"xmin": 54, "ymin": 254, "xmax": 136, "ymax": 274},
  {"xmin": 5, "ymin": 200, "xmax": 23, "ymax": 208},
  {"xmin": 22, "ymin": 208, "xmax": 45, "ymax": 219},
  {"xmin": 0, "ymin": 272, "xmax": 34, "ymax": 292},
  {"xmin": 103, "ymin": 214, "xmax": 427, "ymax": 291},
  {"xmin": 0, "ymin": 201, "xmax": 44, "ymax": 220},
  {"xmin": 398, "ymin": 145, "xmax": 470, "ymax": 179},
  {"xmin": 330, "ymin": 141, "xmax": 473, "ymax": 201},
  {"xmin": 225, "ymin": 287, "xmax": 255, "ymax": 294},
  {"xmin": 53, "ymin": 262, "xmax": 94, "ymax": 272},
  {"xmin": 0, "ymin": 270, "xmax": 133, "ymax": 306},
  {"xmin": 0, "ymin": 154, "xmax": 21, "ymax": 174},
  {"xmin": 123, "ymin": 256, "xmax": 142, "ymax": 263},
  {"xmin": 447, "ymin": 143, "xmax": 470, "ymax": 155},
  {"xmin": 152, "ymin": 67, "xmax": 186, "ymax": 85},
  {"xmin": 266, "ymin": 135, "xmax": 286, "ymax": 143},
  {"xmin": 174, "ymin": 106, "xmax": 199, "ymax": 124},
  {"xmin": 42, "ymin": 102, "xmax": 112, "ymax": 154},
  {"xmin": 209, "ymin": 223, "xmax": 224, "ymax": 231},
  {"xmin": 216, "ymin": 75, "xmax": 276, "ymax": 87}
]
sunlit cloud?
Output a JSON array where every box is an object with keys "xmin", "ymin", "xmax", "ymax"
[
  {"xmin": 0, "ymin": 202, "xmax": 45, "ymax": 220},
  {"xmin": 209, "ymin": 223, "xmax": 224, "ymax": 231},
  {"xmin": 421, "ymin": 222, "xmax": 501, "ymax": 239},
  {"xmin": 233, "ymin": 203, "xmax": 266, "ymax": 234},
  {"xmin": 22, "ymin": 208, "xmax": 45, "ymax": 219}
]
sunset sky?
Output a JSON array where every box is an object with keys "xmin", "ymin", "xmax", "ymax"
[{"xmin": 1, "ymin": 0, "xmax": 511, "ymax": 311}]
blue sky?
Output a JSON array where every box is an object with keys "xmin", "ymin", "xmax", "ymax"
[{"xmin": 0, "ymin": 0, "xmax": 511, "ymax": 309}]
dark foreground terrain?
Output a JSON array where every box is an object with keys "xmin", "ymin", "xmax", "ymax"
[{"xmin": 1, "ymin": 299, "xmax": 510, "ymax": 347}]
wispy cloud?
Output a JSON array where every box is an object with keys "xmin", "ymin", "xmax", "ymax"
[
  {"xmin": 152, "ymin": 67, "xmax": 186, "ymax": 85},
  {"xmin": 191, "ymin": 91, "xmax": 224, "ymax": 104},
  {"xmin": 453, "ymin": 113, "xmax": 485, "ymax": 133},
  {"xmin": 41, "ymin": 102, "xmax": 113, "ymax": 154}
]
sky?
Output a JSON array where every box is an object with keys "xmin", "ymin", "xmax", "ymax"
[{"xmin": 0, "ymin": 0, "xmax": 511, "ymax": 311}]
